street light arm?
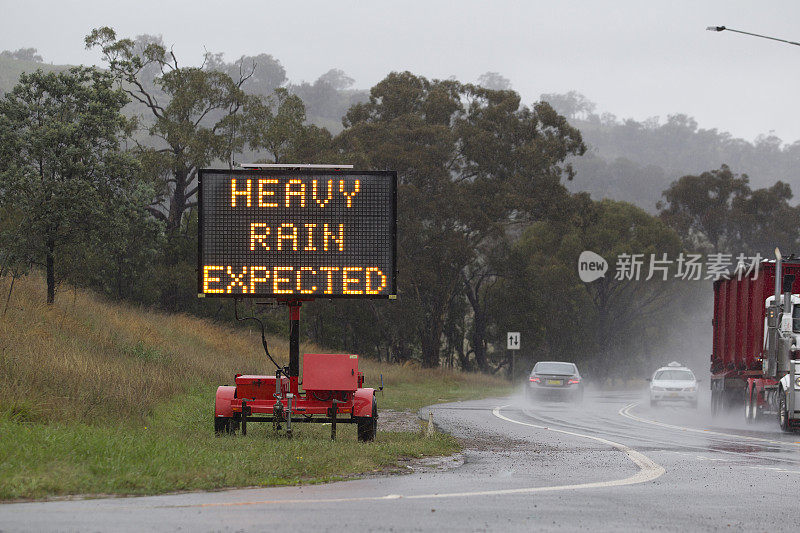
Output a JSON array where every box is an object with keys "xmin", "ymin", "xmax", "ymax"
[{"xmin": 707, "ymin": 25, "xmax": 800, "ymax": 47}]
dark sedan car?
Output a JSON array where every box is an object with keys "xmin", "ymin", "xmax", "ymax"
[{"xmin": 526, "ymin": 361, "xmax": 584, "ymax": 402}]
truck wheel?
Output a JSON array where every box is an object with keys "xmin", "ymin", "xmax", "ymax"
[
  {"xmin": 779, "ymin": 390, "xmax": 791, "ymax": 433},
  {"xmin": 357, "ymin": 396, "xmax": 378, "ymax": 442},
  {"xmin": 744, "ymin": 388, "xmax": 753, "ymax": 423}
]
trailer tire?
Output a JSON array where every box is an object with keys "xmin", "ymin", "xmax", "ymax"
[
  {"xmin": 779, "ymin": 389, "xmax": 792, "ymax": 433},
  {"xmin": 357, "ymin": 396, "xmax": 378, "ymax": 442},
  {"xmin": 214, "ymin": 416, "xmax": 231, "ymax": 435},
  {"xmin": 711, "ymin": 389, "xmax": 720, "ymax": 416}
]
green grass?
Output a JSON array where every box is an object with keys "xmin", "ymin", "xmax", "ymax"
[
  {"xmin": 379, "ymin": 379, "xmax": 511, "ymax": 411},
  {"xmin": 0, "ymin": 274, "xmax": 510, "ymax": 500},
  {"xmin": 0, "ymin": 386, "xmax": 459, "ymax": 501}
]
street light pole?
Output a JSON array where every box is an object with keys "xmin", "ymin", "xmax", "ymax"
[{"xmin": 706, "ymin": 25, "xmax": 800, "ymax": 48}]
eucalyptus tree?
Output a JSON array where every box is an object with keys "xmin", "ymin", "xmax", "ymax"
[
  {"xmin": 0, "ymin": 67, "xmax": 143, "ymax": 303},
  {"xmin": 337, "ymin": 72, "xmax": 585, "ymax": 369},
  {"xmin": 86, "ymin": 27, "xmax": 255, "ymax": 236}
]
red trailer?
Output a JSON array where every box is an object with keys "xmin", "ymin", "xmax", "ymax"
[
  {"xmin": 711, "ymin": 256, "xmax": 800, "ymax": 431},
  {"xmin": 213, "ymin": 300, "xmax": 379, "ymax": 441}
]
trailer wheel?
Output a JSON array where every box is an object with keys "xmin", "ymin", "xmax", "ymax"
[
  {"xmin": 710, "ymin": 389, "xmax": 720, "ymax": 416},
  {"xmin": 214, "ymin": 416, "xmax": 231, "ymax": 435},
  {"xmin": 357, "ymin": 396, "xmax": 378, "ymax": 442},
  {"xmin": 779, "ymin": 389, "xmax": 792, "ymax": 432}
]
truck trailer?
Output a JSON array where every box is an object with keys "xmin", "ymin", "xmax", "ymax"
[{"xmin": 711, "ymin": 254, "xmax": 800, "ymax": 431}]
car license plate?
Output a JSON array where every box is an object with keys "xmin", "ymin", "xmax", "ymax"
[
  {"xmin": 547, "ymin": 379, "xmax": 562, "ymax": 386},
  {"xmin": 669, "ymin": 392, "xmax": 679, "ymax": 397}
]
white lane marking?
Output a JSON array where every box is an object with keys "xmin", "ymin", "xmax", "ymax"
[
  {"xmin": 671, "ymin": 451, "xmax": 729, "ymax": 462},
  {"xmin": 618, "ymin": 403, "xmax": 800, "ymax": 447},
  {"xmin": 163, "ymin": 404, "xmax": 665, "ymax": 509},
  {"xmin": 490, "ymin": 405, "xmax": 665, "ymax": 490},
  {"xmin": 748, "ymin": 466, "xmax": 800, "ymax": 474}
]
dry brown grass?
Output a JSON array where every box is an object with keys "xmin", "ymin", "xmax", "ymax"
[
  {"xmin": 0, "ymin": 274, "xmax": 509, "ymax": 424},
  {"xmin": 0, "ymin": 274, "xmax": 298, "ymax": 423}
]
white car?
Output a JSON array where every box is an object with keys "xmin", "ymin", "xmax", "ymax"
[{"xmin": 649, "ymin": 362, "xmax": 698, "ymax": 408}]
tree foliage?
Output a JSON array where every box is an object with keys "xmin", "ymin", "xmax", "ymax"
[
  {"xmin": 658, "ymin": 165, "xmax": 800, "ymax": 255},
  {"xmin": 0, "ymin": 48, "xmax": 43, "ymax": 63},
  {"xmin": 85, "ymin": 27, "xmax": 254, "ymax": 235},
  {"xmin": 330, "ymin": 71, "xmax": 585, "ymax": 369},
  {"xmin": 0, "ymin": 67, "xmax": 148, "ymax": 303},
  {"xmin": 493, "ymin": 198, "xmax": 683, "ymax": 379}
]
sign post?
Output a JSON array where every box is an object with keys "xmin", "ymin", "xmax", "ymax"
[{"xmin": 507, "ymin": 332, "xmax": 520, "ymax": 381}]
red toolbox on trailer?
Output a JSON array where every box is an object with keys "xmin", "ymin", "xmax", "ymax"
[
  {"xmin": 234, "ymin": 375, "xmax": 290, "ymax": 400},
  {"xmin": 303, "ymin": 353, "xmax": 360, "ymax": 391}
]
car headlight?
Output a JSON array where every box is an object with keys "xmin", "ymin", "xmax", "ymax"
[
  {"xmin": 795, "ymin": 376, "xmax": 800, "ymax": 389},
  {"xmin": 652, "ymin": 386, "xmax": 664, "ymax": 391}
]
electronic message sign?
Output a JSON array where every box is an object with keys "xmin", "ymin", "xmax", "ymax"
[{"xmin": 198, "ymin": 168, "xmax": 396, "ymax": 298}]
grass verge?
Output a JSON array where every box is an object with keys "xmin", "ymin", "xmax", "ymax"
[
  {"xmin": 0, "ymin": 275, "xmax": 509, "ymax": 500},
  {"xmin": 0, "ymin": 385, "xmax": 460, "ymax": 501}
]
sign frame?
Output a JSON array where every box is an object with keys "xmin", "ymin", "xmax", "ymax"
[{"xmin": 197, "ymin": 167, "xmax": 397, "ymax": 299}]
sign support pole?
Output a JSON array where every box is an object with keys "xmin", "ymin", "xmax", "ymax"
[
  {"xmin": 289, "ymin": 301, "xmax": 300, "ymax": 379},
  {"xmin": 506, "ymin": 331, "xmax": 520, "ymax": 382}
]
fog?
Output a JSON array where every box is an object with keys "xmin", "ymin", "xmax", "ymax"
[{"xmin": 2, "ymin": 1, "xmax": 800, "ymax": 142}]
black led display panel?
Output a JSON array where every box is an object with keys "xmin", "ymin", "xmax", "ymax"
[{"xmin": 198, "ymin": 169, "xmax": 397, "ymax": 298}]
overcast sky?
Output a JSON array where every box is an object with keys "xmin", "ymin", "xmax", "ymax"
[{"xmin": 2, "ymin": 1, "xmax": 799, "ymax": 143}]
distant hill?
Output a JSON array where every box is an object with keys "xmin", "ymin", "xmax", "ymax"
[
  {"xmin": 541, "ymin": 92, "xmax": 800, "ymax": 212},
  {"xmin": 0, "ymin": 55, "xmax": 70, "ymax": 95}
]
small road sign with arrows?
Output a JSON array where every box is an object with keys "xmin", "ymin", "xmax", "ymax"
[{"xmin": 507, "ymin": 332, "xmax": 520, "ymax": 350}]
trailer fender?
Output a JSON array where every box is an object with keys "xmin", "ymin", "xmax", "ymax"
[
  {"xmin": 215, "ymin": 386, "xmax": 236, "ymax": 418},
  {"xmin": 353, "ymin": 388, "xmax": 376, "ymax": 417}
]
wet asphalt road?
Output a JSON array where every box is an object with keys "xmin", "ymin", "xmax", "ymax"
[{"xmin": 3, "ymin": 389, "xmax": 800, "ymax": 532}]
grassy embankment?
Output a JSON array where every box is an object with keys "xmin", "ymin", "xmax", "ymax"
[{"xmin": 0, "ymin": 275, "xmax": 510, "ymax": 500}]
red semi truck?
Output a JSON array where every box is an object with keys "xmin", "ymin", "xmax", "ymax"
[{"xmin": 711, "ymin": 254, "xmax": 800, "ymax": 431}]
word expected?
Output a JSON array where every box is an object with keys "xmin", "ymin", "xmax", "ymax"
[
  {"xmin": 231, "ymin": 179, "xmax": 360, "ymax": 208},
  {"xmin": 203, "ymin": 265, "xmax": 388, "ymax": 295}
]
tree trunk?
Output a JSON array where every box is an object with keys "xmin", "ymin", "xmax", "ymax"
[
  {"xmin": 3, "ymin": 272, "xmax": 16, "ymax": 316},
  {"xmin": 464, "ymin": 274, "xmax": 489, "ymax": 371},
  {"xmin": 116, "ymin": 255, "xmax": 124, "ymax": 300},
  {"xmin": 46, "ymin": 237, "xmax": 55, "ymax": 304},
  {"xmin": 167, "ymin": 166, "xmax": 190, "ymax": 236},
  {"xmin": 420, "ymin": 316, "xmax": 444, "ymax": 368},
  {"xmin": 471, "ymin": 310, "xmax": 489, "ymax": 372}
]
